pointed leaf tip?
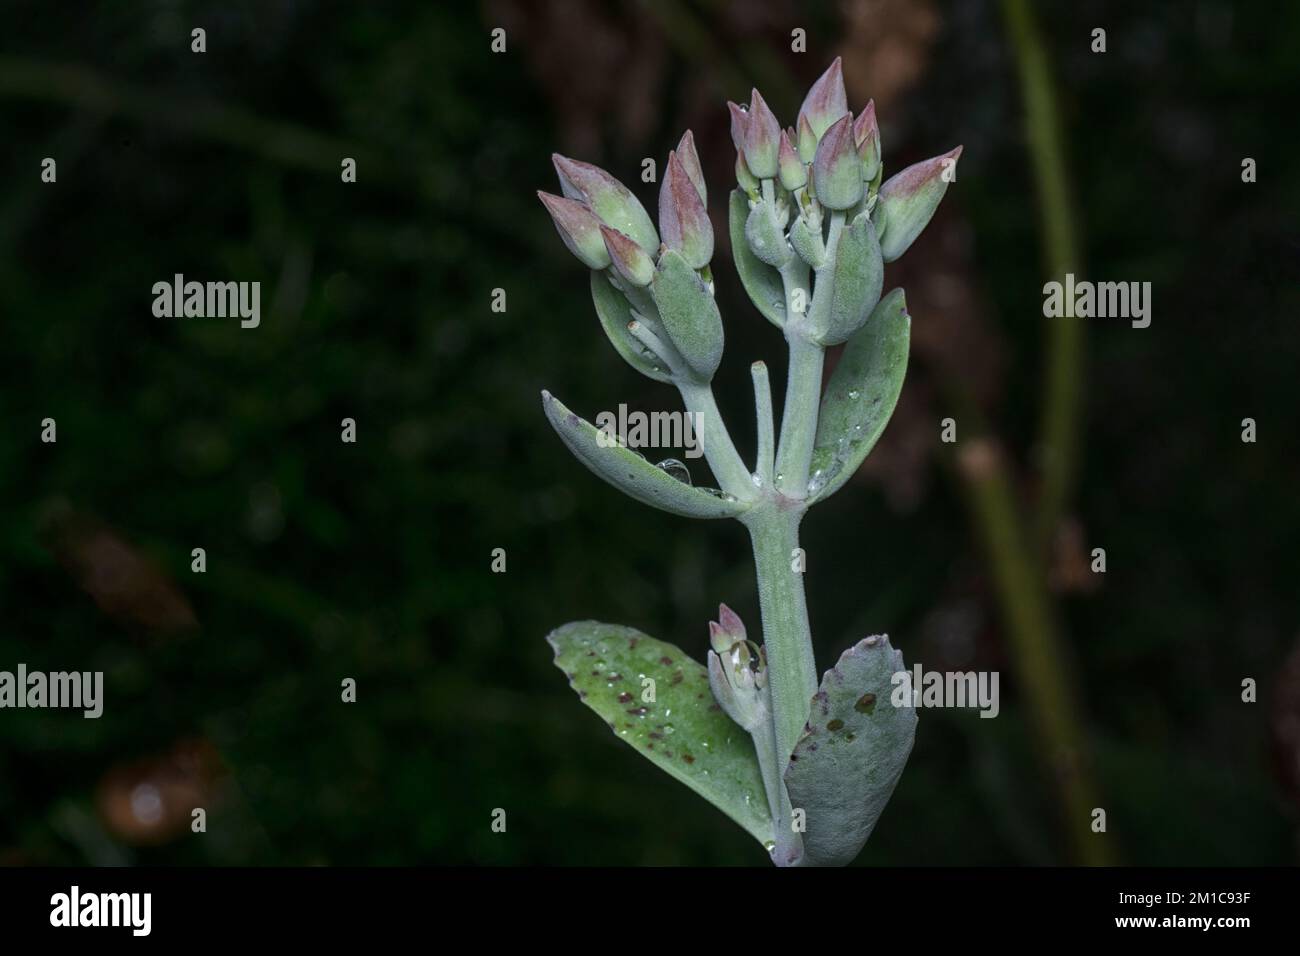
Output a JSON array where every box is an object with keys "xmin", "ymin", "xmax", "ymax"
[
  {"xmin": 542, "ymin": 393, "xmax": 745, "ymax": 519},
  {"xmin": 548, "ymin": 621, "xmax": 773, "ymax": 850}
]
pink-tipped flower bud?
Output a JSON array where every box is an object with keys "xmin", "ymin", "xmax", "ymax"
[
  {"xmin": 777, "ymin": 130, "xmax": 807, "ymax": 191},
  {"xmin": 675, "ymin": 130, "xmax": 706, "ymax": 204},
  {"xmin": 875, "ymin": 145, "xmax": 962, "ymax": 261},
  {"xmin": 742, "ymin": 89, "xmax": 781, "ymax": 179},
  {"xmin": 717, "ymin": 603, "xmax": 747, "ymax": 643},
  {"xmin": 600, "ymin": 224, "xmax": 655, "ymax": 287},
  {"xmin": 798, "ymin": 56, "xmax": 849, "ymax": 140},
  {"xmin": 552, "ymin": 154, "xmax": 660, "ymax": 255},
  {"xmin": 812, "ymin": 114, "xmax": 864, "ymax": 210},
  {"xmin": 853, "ymin": 100, "xmax": 881, "ymax": 183},
  {"xmin": 796, "ymin": 113, "xmax": 818, "ymax": 165},
  {"xmin": 727, "ymin": 101, "xmax": 749, "ymax": 155},
  {"xmin": 537, "ymin": 191, "xmax": 611, "ymax": 270},
  {"xmin": 659, "ymin": 151, "xmax": 714, "ymax": 269}
]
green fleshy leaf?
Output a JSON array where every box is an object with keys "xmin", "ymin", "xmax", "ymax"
[
  {"xmin": 729, "ymin": 189, "xmax": 786, "ymax": 330},
  {"xmin": 806, "ymin": 288, "xmax": 909, "ymax": 503},
  {"xmin": 783, "ymin": 635, "xmax": 917, "ymax": 867},
  {"xmin": 589, "ymin": 271, "xmax": 673, "ymax": 383},
  {"xmin": 744, "ymin": 200, "xmax": 791, "ymax": 268},
  {"xmin": 541, "ymin": 391, "xmax": 746, "ymax": 519},
  {"xmin": 548, "ymin": 621, "xmax": 775, "ymax": 849},
  {"xmin": 817, "ymin": 211, "xmax": 883, "ymax": 346},
  {"xmin": 650, "ymin": 250, "xmax": 724, "ymax": 381}
]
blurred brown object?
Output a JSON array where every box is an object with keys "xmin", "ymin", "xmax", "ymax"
[
  {"xmin": 95, "ymin": 738, "xmax": 224, "ymax": 846},
  {"xmin": 1048, "ymin": 516, "xmax": 1101, "ymax": 595},
  {"xmin": 42, "ymin": 506, "xmax": 198, "ymax": 637},
  {"xmin": 1271, "ymin": 638, "xmax": 1300, "ymax": 811},
  {"xmin": 484, "ymin": 0, "xmax": 667, "ymax": 156},
  {"xmin": 844, "ymin": 210, "xmax": 1007, "ymax": 512},
  {"xmin": 838, "ymin": 0, "xmax": 941, "ymax": 112}
]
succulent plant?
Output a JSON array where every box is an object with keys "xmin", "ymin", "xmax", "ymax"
[{"xmin": 538, "ymin": 58, "xmax": 961, "ymax": 866}]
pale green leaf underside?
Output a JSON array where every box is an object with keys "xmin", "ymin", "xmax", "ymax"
[
  {"xmin": 807, "ymin": 288, "xmax": 910, "ymax": 503},
  {"xmin": 541, "ymin": 391, "xmax": 745, "ymax": 519},
  {"xmin": 547, "ymin": 621, "xmax": 774, "ymax": 848},
  {"xmin": 728, "ymin": 189, "xmax": 786, "ymax": 330},
  {"xmin": 590, "ymin": 270, "xmax": 674, "ymax": 383},
  {"xmin": 783, "ymin": 635, "xmax": 917, "ymax": 867}
]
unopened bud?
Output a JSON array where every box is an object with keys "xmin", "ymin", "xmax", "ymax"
[
  {"xmin": 798, "ymin": 56, "xmax": 849, "ymax": 140},
  {"xmin": 875, "ymin": 146, "xmax": 962, "ymax": 262},
  {"xmin": 743, "ymin": 89, "xmax": 781, "ymax": 179},
  {"xmin": 812, "ymin": 114, "xmax": 864, "ymax": 211},
  {"xmin": 601, "ymin": 225, "xmax": 654, "ymax": 287},
  {"xmin": 553, "ymin": 154, "xmax": 660, "ymax": 255},
  {"xmin": 659, "ymin": 151, "xmax": 714, "ymax": 269},
  {"xmin": 538, "ymin": 191, "xmax": 611, "ymax": 269},
  {"xmin": 778, "ymin": 130, "xmax": 807, "ymax": 191}
]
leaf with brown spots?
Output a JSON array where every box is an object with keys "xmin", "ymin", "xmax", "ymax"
[
  {"xmin": 783, "ymin": 635, "xmax": 917, "ymax": 866},
  {"xmin": 548, "ymin": 620, "xmax": 773, "ymax": 849}
]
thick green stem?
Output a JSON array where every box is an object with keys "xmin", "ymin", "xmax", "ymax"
[
  {"xmin": 743, "ymin": 505, "xmax": 818, "ymax": 768},
  {"xmin": 774, "ymin": 336, "xmax": 825, "ymax": 497},
  {"xmin": 774, "ymin": 212, "xmax": 839, "ymax": 498},
  {"xmin": 678, "ymin": 381, "xmax": 755, "ymax": 501}
]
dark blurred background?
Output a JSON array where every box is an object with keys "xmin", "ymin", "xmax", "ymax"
[{"xmin": 2, "ymin": 0, "xmax": 1298, "ymax": 865}]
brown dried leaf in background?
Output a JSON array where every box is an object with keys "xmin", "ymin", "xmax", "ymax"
[
  {"xmin": 1048, "ymin": 516, "xmax": 1101, "ymax": 595},
  {"xmin": 838, "ymin": 0, "xmax": 941, "ymax": 112},
  {"xmin": 42, "ymin": 506, "xmax": 198, "ymax": 637},
  {"xmin": 485, "ymin": 0, "xmax": 667, "ymax": 156},
  {"xmin": 95, "ymin": 738, "xmax": 225, "ymax": 846}
]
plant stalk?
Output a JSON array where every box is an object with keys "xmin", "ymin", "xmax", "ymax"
[
  {"xmin": 750, "ymin": 707, "xmax": 804, "ymax": 866},
  {"xmin": 773, "ymin": 336, "xmax": 824, "ymax": 499},
  {"xmin": 677, "ymin": 381, "xmax": 755, "ymax": 501},
  {"xmin": 1001, "ymin": 0, "xmax": 1085, "ymax": 551},
  {"xmin": 742, "ymin": 504, "xmax": 818, "ymax": 770}
]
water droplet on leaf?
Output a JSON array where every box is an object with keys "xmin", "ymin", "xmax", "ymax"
[{"xmin": 655, "ymin": 458, "xmax": 692, "ymax": 485}]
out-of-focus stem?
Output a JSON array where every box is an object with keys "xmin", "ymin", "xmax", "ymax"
[
  {"xmin": 1001, "ymin": 0, "xmax": 1085, "ymax": 551},
  {"xmin": 945, "ymin": 421, "xmax": 1115, "ymax": 865}
]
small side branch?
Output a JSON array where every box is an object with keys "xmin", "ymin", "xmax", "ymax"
[{"xmin": 751, "ymin": 361, "xmax": 775, "ymax": 487}]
